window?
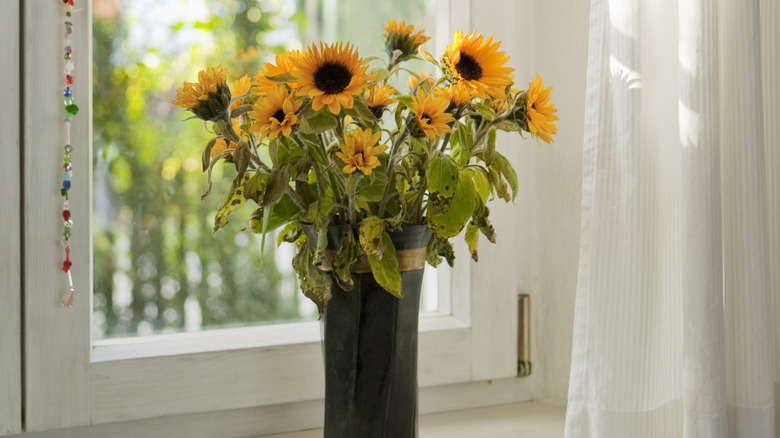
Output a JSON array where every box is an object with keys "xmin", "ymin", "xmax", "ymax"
[{"xmin": 19, "ymin": 0, "xmax": 525, "ymax": 435}]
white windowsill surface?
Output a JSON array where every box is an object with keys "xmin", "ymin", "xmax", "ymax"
[{"xmin": 257, "ymin": 402, "xmax": 566, "ymax": 437}]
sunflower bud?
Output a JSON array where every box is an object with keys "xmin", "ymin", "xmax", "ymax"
[
  {"xmin": 382, "ymin": 20, "xmax": 431, "ymax": 65},
  {"xmin": 173, "ymin": 66, "xmax": 232, "ymax": 121}
]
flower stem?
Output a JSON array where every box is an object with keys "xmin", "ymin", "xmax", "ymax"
[
  {"xmin": 291, "ymin": 133, "xmax": 327, "ymax": 201},
  {"xmin": 377, "ymin": 126, "xmax": 410, "ymax": 217}
]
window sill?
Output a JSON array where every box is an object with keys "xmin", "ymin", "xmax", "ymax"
[{"xmin": 256, "ymin": 402, "xmax": 566, "ymax": 438}]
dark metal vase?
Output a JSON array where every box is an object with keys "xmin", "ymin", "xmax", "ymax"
[{"xmin": 319, "ymin": 225, "xmax": 431, "ymax": 438}]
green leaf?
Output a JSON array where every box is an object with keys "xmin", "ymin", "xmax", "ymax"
[
  {"xmin": 302, "ymin": 197, "xmax": 335, "ymax": 228},
  {"xmin": 367, "ymin": 233, "xmax": 402, "ymax": 298},
  {"xmin": 277, "ymin": 221, "xmax": 303, "ymax": 246},
  {"xmin": 244, "ymin": 172, "xmax": 270, "ymax": 204},
  {"xmin": 465, "ymin": 222, "xmax": 480, "ymax": 261},
  {"xmin": 292, "ymin": 241, "xmax": 332, "ymax": 316},
  {"xmin": 427, "ymin": 155, "xmax": 459, "ymax": 199},
  {"xmin": 261, "ymin": 164, "xmax": 291, "ymax": 206},
  {"xmin": 426, "ymin": 233, "xmax": 455, "ymax": 268},
  {"xmin": 456, "ymin": 122, "xmax": 474, "ymax": 151},
  {"xmin": 472, "ymin": 203, "xmax": 497, "ymax": 243},
  {"xmin": 491, "ymin": 151, "xmax": 518, "ymax": 201},
  {"xmin": 264, "ymin": 71, "xmax": 297, "ymax": 83},
  {"xmin": 368, "ymin": 67, "xmax": 391, "ymax": 82},
  {"xmin": 484, "ymin": 128, "xmax": 497, "ymax": 165},
  {"xmin": 201, "ymin": 138, "xmax": 218, "ymax": 172},
  {"xmin": 427, "ymin": 172, "xmax": 477, "ymax": 238},
  {"xmin": 395, "ymin": 95, "xmax": 413, "ymax": 108},
  {"xmin": 233, "ymin": 140, "xmax": 251, "ymax": 180},
  {"xmin": 299, "ymin": 109, "xmax": 337, "ymax": 134},
  {"xmin": 358, "ymin": 215, "xmax": 386, "ymax": 258},
  {"xmin": 349, "ymin": 96, "xmax": 379, "ymax": 122},
  {"xmin": 418, "ymin": 45, "xmax": 439, "ymax": 67},
  {"xmin": 313, "ymin": 225, "xmax": 328, "ymax": 265},
  {"xmin": 473, "ymin": 103, "xmax": 495, "ymax": 121},
  {"xmin": 357, "ymin": 179, "xmax": 386, "ymax": 202},
  {"xmin": 332, "ymin": 231, "xmax": 362, "ymax": 291},
  {"xmin": 213, "ymin": 172, "xmax": 250, "ymax": 232},
  {"xmin": 462, "ymin": 167, "xmax": 491, "ymax": 204}
]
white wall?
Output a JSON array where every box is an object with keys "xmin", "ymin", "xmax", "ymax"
[
  {"xmin": 514, "ymin": 0, "xmax": 590, "ymax": 404},
  {"xmin": 467, "ymin": 0, "xmax": 589, "ymax": 405}
]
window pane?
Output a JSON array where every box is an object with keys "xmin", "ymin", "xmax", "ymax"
[{"xmin": 92, "ymin": 0, "xmax": 438, "ymax": 339}]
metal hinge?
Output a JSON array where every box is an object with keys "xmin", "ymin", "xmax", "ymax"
[{"xmin": 517, "ymin": 294, "xmax": 532, "ymax": 377}]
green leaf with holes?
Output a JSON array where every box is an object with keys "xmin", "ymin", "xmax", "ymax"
[
  {"xmin": 358, "ymin": 215, "xmax": 386, "ymax": 258},
  {"xmin": 367, "ymin": 232, "xmax": 402, "ymax": 298},
  {"xmin": 465, "ymin": 222, "xmax": 480, "ymax": 261},
  {"xmin": 427, "ymin": 155, "xmax": 458, "ymax": 199},
  {"xmin": 292, "ymin": 241, "xmax": 332, "ymax": 316},
  {"xmin": 332, "ymin": 231, "xmax": 362, "ymax": 291},
  {"xmin": 214, "ymin": 172, "xmax": 250, "ymax": 232},
  {"xmin": 427, "ymin": 172, "xmax": 477, "ymax": 238}
]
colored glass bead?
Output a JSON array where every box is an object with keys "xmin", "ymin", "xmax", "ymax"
[
  {"xmin": 64, "ymin": 54, "xmax": 71, "ymax": 60},
  {"xmin": 63, "ymin": 171, "xmax": 72, "ymax": 181},
  {"xmin": 65, "ymin": 46, "xmax": 72, "ymax": 55},
  {"xmin": 64, "ymin": 96, "xmax": 73, "ymax": 106},
  {"xmin": 64, "ymin": 61, "xmax": 74, "ymax": 74},
  {"xmin": 66, "ymin": 11, "xmax": 71, "ymax": 17},
  {"xmin": 61, "ymin": 188, "xmax": 68, "ymax": 196},
  {"xmin": 64, "ymin": 163, "xmax": 72, "ymax": 171},
  {"xmin": 66, "ymin": 75, "xmax": 74, "ymax": 85},
  {"xmin": 64, "ymin": 87, "xmax": 72, "ymax": 97},
  {"xmin": 64, "ymin": 152, "xmax": 71, "ymax": 160},
  {"xmin": 63, "ymin": 180, "xmax": 71, "ymax": 190},
  {"xmin": 64, "ymin": 144, "xmax": 73, "ymax": 153},
  {"xmin": 65, "ymin": 104, "xmax": 79, "ymax": 115},
  {"xmin": 62, "ymin": 238, "xmax": 71, "ymax": 248},
  {"xmin": 63, "ymin": 210, "xmax": 71, "ymax": 221},
  {"xmin": 63, "ymin": 230, "xmax": 71, "ymax": 239},
  {"xmin": 62, "ymin": 260, "xmax": 72, "ymax": 272}
]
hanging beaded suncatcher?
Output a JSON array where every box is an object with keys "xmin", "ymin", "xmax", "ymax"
[{"xmin": 61, "ymin": 0, "xmax": 78, "ymax": 309}]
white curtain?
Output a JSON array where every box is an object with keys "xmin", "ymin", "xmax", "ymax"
[{"xmin": 565, "ymin": 0, "xmax": 779, "ymax": 437}]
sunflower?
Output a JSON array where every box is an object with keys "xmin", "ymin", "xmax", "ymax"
[
  {"xmin": 407, "ymin": 71, "xmax": 433, "ymax": 90},
  {"xmin": 490, "ymin": 88, "xmax": 519, "ymax": 113},
  {"xmin": 524, "ymin": 76, "xmax": 558, "ymax": 144},
  {"xmin": 248, "ymin": 86, "xmax": 302, "ymax": 141},
  {"xmin": 253, "ymin": 50, "xmax": 301, "ymax": 95},
  {"xmin": 365, "ymin": 84, "xmax": 396, "ymax": 107},
  {"xmin": 382, "ymin": 20, "xmax": 430, "ymax": 62},
  {"xmin": 410, "ymin": 90, "xmax": 455, "ymax": 140},
  {"xmin": 292, "ymin": 43, "xmax": 371, "ymax": 115},
  {"xmin": 230, "ymin": 74, "xmax": 251, "ymax": 110},
  {"xmin": 433, "ymin": 83, "xmax": 474, "ymax": 108},
  {"xmin": 173, "ymin": 65, "xmax": 231, "ymax": 121},
  {"xmin": 442, "ymin": 31, "xmax": 514, "ymax": 100},
  {"xmin": 210, "ymin": 138, "xmax": 236, "ymax": 158},
  {"xmin": 335, "ymin": 127, "xmax": 388, "ymax": 175}
]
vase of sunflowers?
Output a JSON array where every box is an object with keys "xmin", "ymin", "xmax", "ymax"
[{"xmin": 174, "ymin": 19, "xmax": 557, "ymax": 437}]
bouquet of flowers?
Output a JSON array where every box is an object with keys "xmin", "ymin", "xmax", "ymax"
[{"xmin": 174, "ymin": 21, "xmax": 558, "ymax": 313}]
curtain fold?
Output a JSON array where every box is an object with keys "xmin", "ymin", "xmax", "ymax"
[{"xmin": 565, "ymin": 0, "xmax": 777, "ymax": 436}]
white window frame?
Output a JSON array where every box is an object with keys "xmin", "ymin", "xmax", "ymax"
[
  {"xmin": 1, "ymin": 1, "xmax": 22, "ymax": 435},
  {"xmin": 18, "ymin": 0, "xmax": 527, "ymax": 436}
]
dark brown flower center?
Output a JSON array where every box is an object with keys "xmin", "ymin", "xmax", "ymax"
[
  {"xmin": 272, "ymin": 109, "xmax": 286, "ymax": 123},
  {"xmin": 314, "ymin": 62, "xmax": 352, "ymax": 95},
  {"xmin": 455, "ymin": 53, "xmax": 482, "ymax": 81},
  {"xmin": 420, "ymin": 114, "xmax": 431, "ymax": 125}
]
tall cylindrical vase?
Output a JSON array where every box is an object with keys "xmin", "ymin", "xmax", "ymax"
[{"xmin": 320, "ymin": 225, "xmax": 431, "ymax": 438}]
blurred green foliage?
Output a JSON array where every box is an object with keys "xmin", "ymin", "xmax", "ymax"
[{"xmin": 92, "ymin": 0, "xmax": 435, "ymax": 338}]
